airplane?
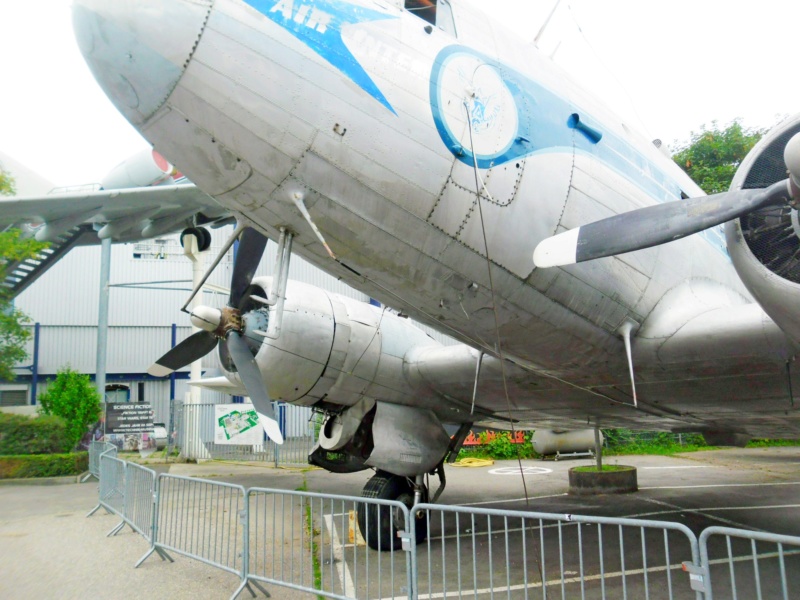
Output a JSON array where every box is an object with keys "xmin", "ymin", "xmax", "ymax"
[{"xmin": 2, "ymin": 0, "xmax": 800, "ymax": 550}]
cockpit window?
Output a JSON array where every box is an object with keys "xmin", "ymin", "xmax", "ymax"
[
  {"xmin": 405, "ymin": 0, "xmax": 456, "ymax": 36},
  {"xmin": 405, "ymin": 0, "xmax": 437, "ymax": 25}
]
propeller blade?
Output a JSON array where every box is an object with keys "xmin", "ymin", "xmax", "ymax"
[
  {"xmin": 533, "ymin": 179, "xmax": 793, "ymax": 268},
  {"xmin": 226, "ymin": 332, "xmax": 284, "ymax": 444},
  {"xmin": 147, "ymin": 331, "xmax": 218, "ymax": 377},
  {"xmin": 229, "ymin": 228, "xmax": 268, "ymax": 308}
]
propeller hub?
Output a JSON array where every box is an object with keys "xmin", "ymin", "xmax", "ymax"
[
  {"xmin": 190, "ymin": 305, "xmax": 244, "ymax": 338},
  {"xmin": 189, "ymin": 305, "xmax": 223, "ymax": 333}
]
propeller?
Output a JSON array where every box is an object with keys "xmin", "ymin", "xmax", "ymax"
[
  {"xmin": 147, "ymin": 228, "xmax": 284, "ymax": 444},
  {"xmin": 533, "ymin": 132, "xmax": 800, "ymax": 268}
]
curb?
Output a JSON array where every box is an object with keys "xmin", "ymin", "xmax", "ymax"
[
  {"xmin": 0, "ymin": 472, "xmax": 91, "ymax": 486},
  {"xmin": 568, "ymin": 465, "xmax": 638, "ymax": 495}
]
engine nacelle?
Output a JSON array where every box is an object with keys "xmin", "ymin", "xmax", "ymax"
[
  {"xmin": 726, "ymin": 114, "xmax": 800, "ymax": 342},
  {"xmin": 218, "ymin": 277, "xmax": 440, "ymax": 406},
  {"xmin": 100, "ymin": 148, "xmax": 176, "ymax": 190},
  {"xmin": 313, "ymin": 400, "xmax": 451, "ymax": 476}
]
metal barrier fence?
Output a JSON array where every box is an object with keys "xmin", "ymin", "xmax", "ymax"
[
  {"xmin": 410, "ymin": 503, "xmax": 702, "ymax": 600},
  {"xmin": 84, "ymin": 440, "xmax": 116, "ymax": 481},
  {"xmin": 698, "ymin": 526, "xmax": 800, "ymax": 599},
  {"xmin": 121, "ymin": 462, "xmax": 158, "ymax": 541},
  {"xmin": 136, "ymin": 473, "xmax": 267, "ymax": 599},
  {"xmin": 244, "ymin": 488, "xmax": 412, "ymax": 599},
  {"xmin": 86, "ymin": 453, "xmax": 800, "ymax": 599},
  {"xmin": 87, "ymin": 452, "xmax": 126, "ymax": 528}
]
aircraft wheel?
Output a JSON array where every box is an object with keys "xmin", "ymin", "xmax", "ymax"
[
  {"xmin": 180, "ymin": 226, "xmax": 211, "ymax": 252},
  {"xmin": 357, "ymin": 471, "xmax": 428, "ymax": 551}
]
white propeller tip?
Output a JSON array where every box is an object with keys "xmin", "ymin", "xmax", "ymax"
[
  {"xmin": 256, "ymin": 413, "xmax": 284, "ymax": 445},
  {"xmin": 265, "ymin": 422, "xmax": 284, "ymax": 445},
  {"xmin": 533, "ymin": 228, "xmax": 580, "ymax": 268},
  {"xmin": 147, "ymin": 364, "xmax": 173, "ymax": 378}
]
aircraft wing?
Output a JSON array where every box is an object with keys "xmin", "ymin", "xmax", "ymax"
[
  {"xmin": 404, "ymin": 300, "xmax": 798, "ymax": 439},
  {"xmin": 1, "ymin": 184, "xmax": 230, "ymax": 298},
  {"xmin": 0, "ymin": 183, "xmax": 228, "ymax": 243}
]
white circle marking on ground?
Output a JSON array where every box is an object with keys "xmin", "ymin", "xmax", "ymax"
[{"xmin": 488, "ymin": 466, "xmax": 553, "ymax": 476}]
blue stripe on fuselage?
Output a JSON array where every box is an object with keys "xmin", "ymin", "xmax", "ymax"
[
  {"xmin": 430, "ymin": 45, "xmax": 681, "ymax": 204},
  {"xmin": 430, "ymin": 46, "xmax": 729, "ymax": 257},
  {"xmin": 245, "ymin": 0, "xmax": 398, "ymax": 113}
]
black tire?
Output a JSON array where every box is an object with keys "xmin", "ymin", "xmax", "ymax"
[
  {"xmin": 357, "ymin": 471, "xmax": 428, "ymax": 551},
  {"xmin": 180, "ymin": 227, "xmax": 212, "ymax": 252}
]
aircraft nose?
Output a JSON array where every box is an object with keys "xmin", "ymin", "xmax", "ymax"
[{"xmin": 72, "ymin": 0, "xmax": 212, "ymax": 126}]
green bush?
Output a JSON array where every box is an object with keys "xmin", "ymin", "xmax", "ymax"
[
  {"xmin": 457, "ymin": 431, "xmax": 536, "ymax": 460},
  {"xmin": 38, "ymin": 367, "xmax": 101, "ymax": 450},
  {"xmin": 603, "ymin": 429, "xmax": 710, "ymax": 455},
  {"xmin": 485, "ymin": 432, "xmax": 520, "ymax": 459},
  {"xmin": 746, "ymin": 438, "xmax": 800, "ymax": 448},
  {"xmin": 0, "ymin": 452, "xmax": 88, "ymax": 479},
  {"xmin": 0, "ymin": 413, "xmax": 71, "ymax": 455}
]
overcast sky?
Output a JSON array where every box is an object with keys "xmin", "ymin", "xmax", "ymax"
[{"xmin": 1, "ymin": 0, "xmax": 797, "ymax": 187}]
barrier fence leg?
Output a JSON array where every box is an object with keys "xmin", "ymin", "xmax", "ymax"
[
  {"xmin": 106, "ymin": 520, "xmax": 126, "ymax": 537},
  {"xmin": 135, "ymin": 479, "xmax": 174, "ymax": 568},
  {"xmin": 86, "ymin": 503, "xmax": 112, "ymax": 518},
  {"xmin": 230, "ymin": 498, "xmax": 270, "ymax": 600},
  {"xmin": 135, "ymin": 545, "xmax": 174, "ymax": 568},
  {"xmin": 230, "ymin": 579, "xmax": 270, "ymax": 600}
]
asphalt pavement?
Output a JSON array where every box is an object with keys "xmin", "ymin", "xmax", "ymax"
[{"xmin": 1, "ymin": 447, "xmax": 799, "ymax": 598}]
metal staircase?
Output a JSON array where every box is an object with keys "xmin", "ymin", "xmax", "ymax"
[{"xmin": 2, "ymin": 224, "xmax": 95, "ymax": 298}]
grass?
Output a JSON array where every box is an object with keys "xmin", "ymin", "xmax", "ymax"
[
  {"xmin": 572, "ymin": 464, "xmax": 635, "ymax": 473},
  {"xmin": 296, "ymin": 478, "xmax": 324, "ymax": 600}
]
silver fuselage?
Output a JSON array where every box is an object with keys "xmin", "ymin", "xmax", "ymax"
[{"xmin": 73, "ymin": 0, "xmax": 799, "ymax": 435}]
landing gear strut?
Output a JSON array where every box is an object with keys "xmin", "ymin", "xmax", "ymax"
[{"xmin": 357, "ymin": 470, "xmax": 429, "ymax": 551}]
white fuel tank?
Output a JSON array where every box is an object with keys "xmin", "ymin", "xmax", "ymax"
[{"xmin": 531, "ymin": 429, "xmax": 600, "ymax": 457}]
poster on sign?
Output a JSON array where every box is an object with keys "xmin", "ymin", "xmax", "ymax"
[
  {"xmin": 214, "ymin": 404, "xmax": 264, "ymax": 445},
  {"xmin": 106, "ymin": 403, "xmax": 154, "ymax": 434}
]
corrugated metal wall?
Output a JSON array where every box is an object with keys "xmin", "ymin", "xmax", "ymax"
[{"xmin": 23, "ymin": 325, "xmax": 193, "ymax": 373}]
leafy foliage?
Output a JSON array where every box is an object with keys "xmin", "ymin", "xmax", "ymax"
[
  {"xmin": 458, "ymin": 431, "xmax": 536, "ymax": 460},
  {"xmin": 672, "ymin": 120, "xmax": 766, "ymax": 194},
  {"xmin": 0, "ymin": 413, "xmax": 71, "ymax": 455},
  {"xmin": 0, "ymin": 166, "xmax": 15, "ymax": 197},
  {"xmin": 484, "ymin": 431, "xmax": 522, "ymax": 459},
  {"xmin": 603, "ymin": 428, "xmax": 711, "ymax": 456},
  {"xmin": 0, "ymin": 229, "xmax": 48, "ymax": 381},
  {"xmin": 38, "ymin": 368, "xmax": 102, "ymax": 450},
  {"xmin": 746, "ymin": 438, "xmax": 800, "ymax": 448},
  {"xmin": 0, "ymin": 452, "xmax": 88, "ymax": 479}
]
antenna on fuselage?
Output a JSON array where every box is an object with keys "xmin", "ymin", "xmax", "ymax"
[{"xmin": 533, "ymin": 0, "xmax": 562, "ymax": 47}]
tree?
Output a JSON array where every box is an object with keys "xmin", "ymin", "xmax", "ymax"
[
  {"xmin": 38, "ymin": 367, "xmax": 102, "ymax": 450},
  {"xmin": 0, "ymin": 166, "xmax": 15, "ymax": 197},
  {"xmin": 672, "ymin": 120, "xmax": 766, "ymax": 194},
  {"xmin": 0, "ymin": 229, "xmax": 48, "ymax": 381}
]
